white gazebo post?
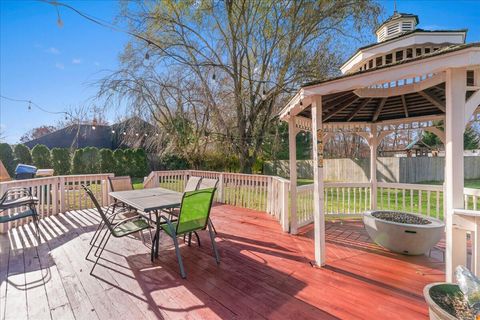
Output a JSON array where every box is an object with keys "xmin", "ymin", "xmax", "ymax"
[
  {"xmin": 288, "ymin": 116, "xmax": 298, "ymax": 234},
  {"xmin": 311, "ymin": 95, "xmax": 326, "ymax": 266},
  {"xmin": 369, "ymin": 125, "xmax": 378, "ymax": 210},
  {"xmin": 445, "ymin": 68, "xmax": 467, "ymax": 282}
]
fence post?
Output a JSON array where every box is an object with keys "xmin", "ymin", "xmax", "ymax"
[
  {"xmin": 52, "ymin": 176, "xmax": 59, "ymax": 215},
  {"xmin": 59, "ymin": 176, "xmax": 65, "ymax": 214},
  {"xmin": 218, "ymin": 173, "xmax": 224, "ymax": 203},
  {"xmin": 281, "ymin": 180, "xmax": 289, "ymax": 232}
]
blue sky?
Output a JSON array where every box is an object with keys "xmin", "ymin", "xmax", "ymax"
[{"xmin": 1, "ymin": 0, "xmax": 480, "ymax": 144}]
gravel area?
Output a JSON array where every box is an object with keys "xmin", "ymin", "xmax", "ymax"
[{"xmin": 371, "ymin": 211, "xmax": 431, "ymax": 225}]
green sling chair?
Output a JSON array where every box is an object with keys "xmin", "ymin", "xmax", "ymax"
[
  {"xmin": 154, "ymin": 188, "xmax": 220, "ymax": 278},
  {"xmin": 82, "ymin": 184, "xmax": 152, "ymax": 275}
]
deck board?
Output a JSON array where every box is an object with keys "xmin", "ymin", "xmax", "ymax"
[{"xmin": 0, "ymin": 204, "xmax": 445, "ymax": 320}]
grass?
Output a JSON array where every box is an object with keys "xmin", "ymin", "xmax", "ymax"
[
  {"xmin": 128, "ymin": 175, "xmax": 480, "ymax": 221},
  {"xmin": 131, "ymin": 177, "xmax": 144, "ymax": 190}
]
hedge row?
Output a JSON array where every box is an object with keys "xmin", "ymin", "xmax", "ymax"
[{"xmin": 0, "ymin": 143, "xmax": 149, "ymax": 178}]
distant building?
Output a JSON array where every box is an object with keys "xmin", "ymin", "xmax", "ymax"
[{"xmin": 24, "ymin": 117, "xmax": 157, "ymax": 151}]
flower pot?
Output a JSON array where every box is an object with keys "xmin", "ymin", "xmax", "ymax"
[{"xmin": 424, "ymin": 282, "xmax": 471, "ymax": 320}]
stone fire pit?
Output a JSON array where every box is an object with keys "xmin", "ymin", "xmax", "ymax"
[{"xmin": 363, "ymin": 211, "xmax": 444, "ymax": 255}]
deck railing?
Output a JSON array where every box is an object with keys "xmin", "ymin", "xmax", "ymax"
[
  {"xmin": 144, "ymin": 170, "xmax": 291, "ymax": 231},
  {"xmin": 1, "ymin": 169, "xmax": 479, "ymax": 234},
  {"xmin": 0, "ymin": 173, "xmax": 113, "ymax": 232}
]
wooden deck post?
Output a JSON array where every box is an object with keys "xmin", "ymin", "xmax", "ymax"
[
  {"xmin": 218, "ymin": 173, "xmax": 224, "ymax": 203},
  {"xmin": 370, "ymin": 125, "xmax": 378, "ymax": 210},
  {"xmin": 445, "ymin": 68, "xmax": 467, "ymax": 282},
  {"xmin": 311, "ymin": 95, "xmax": 325, "ymax": 266},
  {"xmin": 288, "ymin": 116, "xmax": 298, "ymax": 234}
]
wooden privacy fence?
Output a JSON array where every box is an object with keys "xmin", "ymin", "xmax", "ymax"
[
  {"xmin": 265, "ymin": 156, "xmax": 480, "ymax": 183},
  {"xmin": 0, "ymin": 174, "xmax": 113, "ymax": 232}
]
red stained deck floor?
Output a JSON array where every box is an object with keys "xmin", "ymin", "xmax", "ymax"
[{"xmin": 0, "ymin": 204, "xmax": 445, "ymax": 319}]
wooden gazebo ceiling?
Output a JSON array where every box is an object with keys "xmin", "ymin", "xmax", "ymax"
[{"xmin": 298, "ymin": 83, "xmax": 450, "ymax": 123}]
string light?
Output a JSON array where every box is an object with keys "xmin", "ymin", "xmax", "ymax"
[
  {"xmin": 28, "ymin": 101, "xmax": 32, "ymax": 110},
  {"xmin": 135, "ymin": 133, "xmax": 139, "ymax": 136},
  {"xmin": 212, "ymin": 73, "xmax": 216, "ymax": 80},
  {"xmin": 92, "ymin": 125, "xmax": 96, "ymax": 130},
  {"xmin": 111, "ymin": 130, "xmax": 115, "ymax": 133},
  {"xmin": 145, "ymin": 51, "xmax": 150, "ymax": 60},
  {"xmin": 299, "ymin": 100, "xmax": 303, "ymax": 106},
  {"xmin": 56, "ymin": 4, "xmax": 64, "ymax": 28},
  {"xmin": 144, "ymin": 133, "xmax": 148, "ymax": 137},
  {"xmin": 123, "ymin": 132, "xmax": 126, "ymax": 135}
]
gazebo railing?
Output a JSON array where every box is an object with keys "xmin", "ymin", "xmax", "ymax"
[
  {"xmin": 296, "ymin": 182, "xmax": 371, "ymax": 228},
  {"xmin": 377, "ymin": 182, "xmax": 444, "ymax": 219}
]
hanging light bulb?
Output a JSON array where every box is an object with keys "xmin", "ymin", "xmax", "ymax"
[
  {"xmin": 144, "ymin": 133, "xmax": 148, "ymax": 137},
  {"xmin": 64, "ymin": 114, "xmax": 68, "ymax": 120},
  {"xmin": 145, "ymin": 51, "xmax": 150, "ymax": 60},
  {"xmin": 212, "ymin": 73, "xmax": 216, "ymax": 80},
  {"xmin": 155, "ymin": 133, "xmax": 159, "ymax": 136},
  {"xmin": 111, "ymin": 130, "xmax": 115, "ymax": 134},
  {"xmin": 123, "ymin": 131, "xmax": 126, "ymax": 135},
  {"xmin": 56, "ymin": 6, "xmax": 64, "ymax": 28},
  {"xmin": 92, "ymin": 125, "xmax": 96, "ymax": 130},
  {"xmin": 28, "ymin": 101, "xmax": 32, "ymax": 111},
  {"xmin": 135, "ymin": 133, "xmax": 139, "ymax": 136},
  {"xmin": 299, "ymin": 100, "xmax": 303, "ymax": 106}
]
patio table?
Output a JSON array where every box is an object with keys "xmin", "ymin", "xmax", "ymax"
[{"xmin": 109, "ymin": 187, "xmax": 183, "ymax": 260}]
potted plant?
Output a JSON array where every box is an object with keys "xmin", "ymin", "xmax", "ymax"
[{"xmin": 424, "ymin": 283, "xmax": 476, "ymax": 319}]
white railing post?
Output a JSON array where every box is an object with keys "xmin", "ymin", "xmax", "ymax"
[
  {"xmin": 59, "ymin": 176, "xmax": 65, "ymax": 214},
  {"xmin": 218, "ymin": 173, "xmax": 224, "ymax": 203},
  {"xmin": 281, "ymin": 180, "xmax": 289, "ymax": 232},
  {"xmin": 52, "ymin": 176, "xmax": 59, "ymax": 215}
]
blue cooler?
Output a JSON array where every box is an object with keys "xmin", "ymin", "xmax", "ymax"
[{"xmin": 15, "ymin": 164, "xmax": 37, "ymax": 180}]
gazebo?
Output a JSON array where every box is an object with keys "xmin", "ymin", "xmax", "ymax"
[{"xmin": 279, "ymin": 11, "xmax": 480, "ymax": 281}]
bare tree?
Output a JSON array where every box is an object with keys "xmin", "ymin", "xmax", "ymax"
[{"xmin": 104, "ymin": 0, "xmax": 380, "ymax": 172}]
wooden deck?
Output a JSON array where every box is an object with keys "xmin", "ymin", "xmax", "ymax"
[{"xmin": 0, "ymin": 204, "xmax": 445, "ymax": 320}]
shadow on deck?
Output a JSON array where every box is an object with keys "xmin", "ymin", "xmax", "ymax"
[{"xmin": 0, "ymin": 204, "xmax": 444, "ymax": 319}]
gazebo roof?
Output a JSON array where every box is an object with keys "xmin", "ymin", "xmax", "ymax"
[{"xmin": 279, "ymin": 43, "xmax": 480, "ymax": 124}]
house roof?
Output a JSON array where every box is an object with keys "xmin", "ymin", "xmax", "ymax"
[{"xmin": 24, "ymin": 117, "xmax": 156, "ymax": 150}]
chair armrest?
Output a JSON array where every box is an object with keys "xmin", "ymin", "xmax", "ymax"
[{"xmin": 112, "ymin": 215, "xmax": 150, "ymax": 230}]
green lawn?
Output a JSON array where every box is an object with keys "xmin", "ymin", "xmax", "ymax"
[
  {"xmin": 131, "ymin": 177, "xmax": 144, "ymax": 190},
  {"xmin": 130, "ymin": 176, "xmax": 480, "ymax": 220}
]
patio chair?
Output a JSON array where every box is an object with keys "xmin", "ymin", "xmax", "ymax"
[
  {"xmin": 197, "ymin": 178, "xmax": 219, "ymax": 234},
  {"xmin": 82, "ymin": 184, "xmax": 152, "ymax": 275},
  {"xmin": 89, "ymin": 176, "xmax": 136, "ymax": 246},
  {"xmin": 0, "ymin": 187, "xmax": 39, "ymax": 238},
  {"xmin": 184, "ymin": 176, "xmax": 202, "ymax": 192},
  {"xmin": 154, "ymin": 188, "xmax": 219, "ymax": 278}
]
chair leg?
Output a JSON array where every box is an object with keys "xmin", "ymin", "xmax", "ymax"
[
  {"xmin": 172, "ymin": 235, "xmax": 186, "ymax": 278},
  {"xmin": 193, "ymin": 231, "xmax": 201, "ymax": 247},
  {"xmin": 32, "ymin": 212, "xmax": 41, "ymax": 243},
  {"xmin": 188, "ymin": 232, "xmax": 192, "ymax": 246},
  {"xmin": 90, "ymin": 232, "xmax": 112, "ymax": 275},
  {"xmin": 93, "ymin": 227, "xmax": 109, "ymax": 258},
  {"xmin": 90, "ymin": 220, "xmax": 104, "ymax": 246},
  {"xmin": 210, "ymin": 219, "xmax": 218, "ymax": 235},
  {"xmin": 207, "ymin": 220, "xmax": 220, "ymax": 264}
]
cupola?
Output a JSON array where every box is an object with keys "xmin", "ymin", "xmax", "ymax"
[{"xmin": 375, "ymin": 12, "xmax": 419, "ymax": 42}]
